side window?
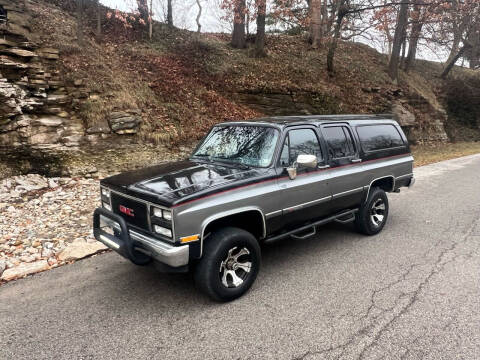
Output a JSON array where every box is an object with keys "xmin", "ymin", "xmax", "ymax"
[
  {"xmin": 279, "ymin": 129, "xmax": 323, "ymax": 166},
  {"xmin": 356, "ymin": 125, "xmax": 405, "ymax": 152},
  {"xmin": 323, "ymin": 126, "xmax": 356, "ymax": 159}
]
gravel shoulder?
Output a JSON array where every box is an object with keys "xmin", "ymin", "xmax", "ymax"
[{"xmin": 0, "ymin": 174, "xmax": 106, "ymax": 282}]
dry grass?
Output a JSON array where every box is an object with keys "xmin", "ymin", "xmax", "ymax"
[{"xmin": 412, "ymin": 141, "xmax": 480, "ymax": 167}]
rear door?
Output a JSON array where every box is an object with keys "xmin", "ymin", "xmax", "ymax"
[
  {"xmin": 269, "ymin": 126, "xmax": 331, "ymax": 231},
  {"xmin": 320, "ymin": 124, "xmax": 365, "ymax": 212}
]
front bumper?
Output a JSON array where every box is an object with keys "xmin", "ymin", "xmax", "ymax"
[{"xmin": 93, "ymin": 208, "xmax": 189, "ymax": 268}]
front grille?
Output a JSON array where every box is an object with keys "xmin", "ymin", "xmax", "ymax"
[{"xmin": 111, "ymin": 193, "xmax": 149, "ymax": 231}]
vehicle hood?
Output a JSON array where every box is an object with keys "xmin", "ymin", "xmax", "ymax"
[{"xmin": 101, "ymin": 160, "xmax": 273, "ymax": 207}]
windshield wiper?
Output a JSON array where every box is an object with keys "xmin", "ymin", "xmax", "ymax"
[{"xmin": 210, "ymin": 157, "xmax": 251, "ymax": 170}]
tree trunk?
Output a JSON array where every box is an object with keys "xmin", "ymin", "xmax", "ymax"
[
  {"xmin": 321, "ymin": 0, "xmax": 328, "ymax": 35},
  {"xmin": 404, "ymin": 17, "xmax": 423, "ymax": 71},
  {"xmin": 76, "ymin": 0, "xmax": 84, "ymax": 46},
  {"xmin": 231, "ymin": 0, "xmax": 246, "ymax": 48},
  {"xmin": 255, "ymin": 0, "xmax": 266, "ymax": 57},
  {"xmin": 388, "ymin": 1, "xmax": 409, "ymax": 82},
  {"xmin": 400, "ymin": 32, "xmax": 407, "ymax": 68},
  {"xmin": 148, "ymin": 0, "xmax": 153, "ymax": 39},
  {"xmin": 196, "ymin": 0, "xmax": 202, "ymax": 33},
  {"xmin": 310, "ymin": 0, "xmax": 322, "ymax": 48},
  {"xmin": 95, "ymin": 0, "xmax": 101, "ymax": 39},
  {"xmin": 441, "ymin": 43, "xmax": 471, "ymax": 79},
  {"xmin": 326, "ymin": 0, "xmax": 347, "ymax": 73},
  {"xmin": 167, "ymin": 0, "xmax": 173, "ymax": 27}
]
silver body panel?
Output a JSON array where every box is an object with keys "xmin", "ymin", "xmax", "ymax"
[{"xmin": 173, "ymin": 154, "xmax": 414, "ymax": 256}]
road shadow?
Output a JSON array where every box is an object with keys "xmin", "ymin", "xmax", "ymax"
[{"xmin": 95, "ymin": 221, "xmax": 364, "ymax": 306}]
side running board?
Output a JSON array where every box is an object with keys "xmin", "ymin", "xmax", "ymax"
[{"xmin": 264, "ymin": 208, "xmax": 359, "ymax": 244}]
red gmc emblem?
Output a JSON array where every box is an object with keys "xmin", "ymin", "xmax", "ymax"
[{"xmin": 119, "ymin": 205, "xmax": 135, "ymax": 217}]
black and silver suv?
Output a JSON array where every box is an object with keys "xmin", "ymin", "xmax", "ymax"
[{"xmin": 94, "ymin": 115, "xmax": 415, "ymax": 301}]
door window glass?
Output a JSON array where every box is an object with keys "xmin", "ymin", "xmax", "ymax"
[
  {"xmin": 280, "ymin": 129, "xmax": 322, "ymax": 166},
  {"xmin": 323, "ymin": 126, "xmax": 356, "ymax": 159}
]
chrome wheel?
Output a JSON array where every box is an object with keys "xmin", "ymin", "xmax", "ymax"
[
  {"xmin": 219, "ymin": 246, "xmax": 252, "ymax": 288},
  {"xmin": 370, "ymin": 199, "xmax": 386, "ymax": 227}
]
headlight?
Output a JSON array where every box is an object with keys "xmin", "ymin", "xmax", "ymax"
[
  {"xmin": 152, "ymin": 207, "xmax": 172, "ymax": 221},
  {"xmin": 154, "ymin": 225, "xmax": 172, "ymax": 238},
  {"xmin": 162, "ymin": 210, "xmax": 172, "ymax": 221},
  {"xmin": 153, "ymin": 207, "xmax": 163, "ymax": 218},
  {"xmin": 101, "ymin": 188, "xmax": 110, "ymax": 198},
  {"xmin": 102, "ymin": 202, "xmax": 112, "ymax": 211}
]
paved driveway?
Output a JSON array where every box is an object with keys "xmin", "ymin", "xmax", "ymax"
[{"xmin": 1, "ymin": 154, "xmax": 480, "ymax": 359}]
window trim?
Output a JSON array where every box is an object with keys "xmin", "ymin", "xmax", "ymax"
[
  {"xmin": 355, "ymin": 124, "xmax": 406, "ymax": 154},
  {"xmin": 322, "ymin": 124, "xmax": 358, "ymax": 160},
  {"xmin": 276, "ymin": 126, "xmax": 324, "ymax": 168}
]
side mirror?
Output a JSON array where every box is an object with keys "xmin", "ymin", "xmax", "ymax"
[
  {"xmin": 297, "ymin": 154, "xmax": 318, "ymax": 169},
  {"xmin": 286, "ymin": 154, "xmax": 317, "ymax": 180}
]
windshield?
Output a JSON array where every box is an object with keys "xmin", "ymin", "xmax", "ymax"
[{"xmin": 192, "ymin": 125, "xmax": 279, "ymax": 168}]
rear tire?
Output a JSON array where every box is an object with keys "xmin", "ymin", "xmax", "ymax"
[
  {"xmin": 194, "ymin": 227, "xmax": 261, "ymax": 302},
  {"xmin": 355, "ymin": 187, "xmax": 389, "ymax": 235}
]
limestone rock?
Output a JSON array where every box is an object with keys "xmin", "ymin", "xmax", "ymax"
[
  {"xmin": 108, "ymin": 109, "xmax": 142, "ymax": 134},
  {"xmin": 57, "ymin": 240, "xmax": 107, "ymax": 262},
  {"xmin": 392, "ymin": 103, "xmax": 416, "ymax": 127},
  {"xmin": 1, "ymin": 48, "xmax": 37, "ymax": 58},
  {"xmin": 0, "ymin": 259, "xmax": 6, "ymax": 277},
  {"xmin": 0, "ymin": 39, "xmax": 17, "ymax": 47},
  {"xmin": 32, "ymin": 116, "xmax": 63, "ymax": 127},
  {"xmin": 86, "ymin": 125, "xmax": 110, "ymax": 134},
  {"xmin": 0, "ymin": 260, "xmax": 49, "ymax": 281}
]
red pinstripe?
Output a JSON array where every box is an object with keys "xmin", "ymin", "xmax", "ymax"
[{"xmin": 172, "ymin": 153, "xmax": 412, "ymax": 208}]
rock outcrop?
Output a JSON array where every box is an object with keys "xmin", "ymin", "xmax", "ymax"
[
  {"xmin": 0, "ymin": 0, "xmax": 143, "ymax": 154},
  {"xmin": 0, "ymin": 0, "xmax": 85, "ymax": 150}
]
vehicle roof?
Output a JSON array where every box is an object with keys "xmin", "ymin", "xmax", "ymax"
[{"xmin": 219, "ymin": 114, "xmax": 398, "ymax": 128}]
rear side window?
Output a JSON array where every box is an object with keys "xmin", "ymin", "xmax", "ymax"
[
  {"xmin": 356, "ymin": 125, "xmax": 404, "ymax": 152},
  {"xmin": 323, "ymin": 126, "xmax": 356, "ymax": 159},
  {"xmin": 279, "ymin": 128, "xmax": 322, "ymax": 166}
]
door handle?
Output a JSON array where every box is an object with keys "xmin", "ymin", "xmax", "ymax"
[
  {"xmin": 318, "ymin": 165, "xmax": 330, "ymax": 169},
  {"xmin": 351, "ymin": 159, "xmax": 362, "ymax": 163}
]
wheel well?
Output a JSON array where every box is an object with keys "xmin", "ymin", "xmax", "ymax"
[
  {"xmin": 203, "ymin": 210, "xmax": 264, "ymax": 240},
  {"xmin": 371, "ymin": 177, "xmax": 394, "ymax": 192}
]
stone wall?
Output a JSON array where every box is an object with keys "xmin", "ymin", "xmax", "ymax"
[
  {"xmin": 0, "ymin": 0, "xmax": 143, "ymax": 154},
  {"xmin": 0, "ymin": 0, "xmax": 84, "ymax": 151}
]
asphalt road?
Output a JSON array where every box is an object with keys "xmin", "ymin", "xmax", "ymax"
[{"xmin": 1, "ymin": 154, "xmax": 480, "ymax": 360}]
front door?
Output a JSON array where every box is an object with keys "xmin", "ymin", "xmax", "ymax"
[{"xmin": 268, "ymin": 127, "xmax": 331, "ymax": 232}]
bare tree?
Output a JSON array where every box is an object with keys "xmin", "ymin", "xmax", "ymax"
[
  {"xmin": 441, "ymin": 42, "xmax": 472, "ymax": 78},
  {"xmin": 404, "ymin": 0, "xmax": 424, "ymax": 71},
  {"xmin": 95, "ymin": 0, "xmax": 101, "ymax": 39},
  {"xmin": 76, "ymin": 0, "xmax": 84, "ymax": 46},
  {"xmin": 196, "ymin": 0, "xmax": 202, "ymax": 33},
  {"xmin": 327, "ymin": 0, "xmax": 348, "ymax": 73},
  {"xmin": 149, "ymin": 0, "xmax": 153, "ymax": 39},
  {"xmin": 310, "ymin": 0, "xmax": 322, "ymax": 48},
  {"xmin": 255, "ymin": 0, "xmax": 266, "ymax": 56},
  {"xmin": 232, "ymin": 0, "xmax": 246, "ymax": 48},
  {"xmin": 388, "ymin": 0, "xmax": 409, "ymax": 82},
  {"xmin": 167, "ymin": 0, "xmax": 173, "ymax": 27}
]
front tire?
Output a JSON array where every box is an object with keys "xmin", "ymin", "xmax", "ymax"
[
  {"xmin": 355, "ymin": 187, "xmax": 389, "ymax": 235},
  {"xmin": 194, "ymin": 227, "xmax": 261, "ymax": 302}
]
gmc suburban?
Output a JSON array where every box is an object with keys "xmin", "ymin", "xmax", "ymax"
[{"xmin": 93, "ymin": 115, "xmax": 415, "ymax": 301}]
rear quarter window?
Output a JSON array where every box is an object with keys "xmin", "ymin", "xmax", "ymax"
[{"xmin": 356, "ymin": 124, "xmax": 405, "ymax": 152}]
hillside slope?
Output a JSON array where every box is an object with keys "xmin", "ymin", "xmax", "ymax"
[{"xmin": 1, "ymin": 0, "xmax": 479, "ymax": 177}]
